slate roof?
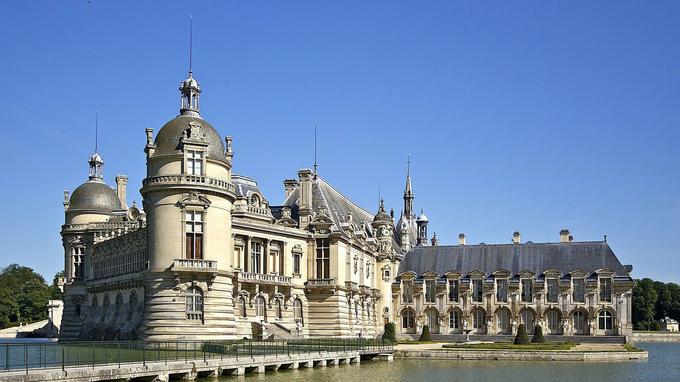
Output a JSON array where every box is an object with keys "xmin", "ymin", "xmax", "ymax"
[
  {"xmin": 398, "ymin": 241, "xmax": 632, "ymax": 280},
  {"xmin": 232, "ymin": 174, "xmax": 264, "ymax": 199},
  {"xmin": 152, "ymin": 114, "xmax": 227, "ymax": 162},
  {"xmin": 68, "ymin": 181, "xmax": 122, "ymax": 213}
]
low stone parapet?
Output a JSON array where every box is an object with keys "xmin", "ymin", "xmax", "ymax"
[{"xmin": 394, "ymin": 349, "xmax": 647, "ymax": 362}]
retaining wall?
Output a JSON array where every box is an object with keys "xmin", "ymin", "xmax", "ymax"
[
  {"xmin": 394, "ymin": 349, "xmax": 647, "ymax": 362},
  {"xmin": 630, "ymin": 332, "xmax": 680, "ymax": 343}
]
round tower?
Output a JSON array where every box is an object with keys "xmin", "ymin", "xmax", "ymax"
[{"xmin": 140, "ymin": 71, "xmax": 237, "ymax": 340}]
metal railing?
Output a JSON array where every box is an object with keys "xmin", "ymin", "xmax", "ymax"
[{"xmin": 0, "ymin": 338, "xmax": 393, "ymax": 374}]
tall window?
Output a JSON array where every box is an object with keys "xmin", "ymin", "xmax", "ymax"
[
  {"xmin": 239, "ymin": 297, "xmax": 247, "ymax": 318},
  {"xmin": 127, "ymin": 291, "xmax": 137, "ymax": 321},
  {"xmin": 402, "ymin": 309, "xmax": 415, "ymax": 329},
  {"xmin": 402, "ymin": 280, "xmax": 414, "ymax": 303},
  {"xmin": 251, "ymin": 243, "xmax": 262, "ymax": 274},
  {"xmin": 73, "ymin": 246, "xmax": 85, "ymax": 280},
  {"xmin": 473, "ymin": 309, "xmax": 485, "ymax": 330},
  {"xmin": 425, "ymin": 280, "xmax": 436, "ymax": 303},
  {"xmin": 547, "ymin": 279, "xmax": 559, "ymax": 303},
  {"xmin": 573, "ymin": 311, "xmax": 586, "ymax": 334},
  {"xmin": 448, "ymin": 280, "xmax": 459, "ymax": 303},
  {"xmin": 449, "ymin": 310, "xmax": 461, "ymax": 330},
  {"xmin": 496, "ymin": 309, "xmax": 510, "ymax": 333},
  {"xmin": 315, "ymin": 239, "xmax": 330, "ymax": 279},
  {"xmin": 185, "ymin": 211, "xmax": 203, "ymax": 259},
  {"xmin": 547, "ymin": 310, "xmax": 561, "ymax": 333},
  {"xmin": 185, "ymin": 286, "xmax": 203, "ymax": 321},
  {"xmin": 255, "ymin": 296, "xmax": 266, "ymax": 319},
  {"xmin": 598, "ymin": 310, "xmax": 613, "ymax": 330},
  {"xmin": 293, "ymin": 298, "xmax": 303, "ymax": 325},
  {"xmin": 293, "ymin": 253, "xmax": 301, "ymax": 275},
  {"xmin": 521, "ymin": 279, "xmax": 533, "ymax": 303},
  {"xmin": 520, "ymin": 310, "xmax": 535, "ymax": 332},
  {"xmin": 472, "ymin": 279, "xmax": 483, "ymax": 303},
  {"xmin": 275, "ymin": 300, "xmax": 283, "ymax": 319},
  {"xmin": 186, "ymin": 150, "xmax": 203, "ymax": 175},
  {"xmin": 572, "ymin": 278, "xmax": 585, "ymax": 303},
  {"xmin": 599, "ymin": 278, "xmax": 612, "ymax": 303},
  {"xmin": 496, "ymin": 279, "xmax": 508, "ymax": 303}
]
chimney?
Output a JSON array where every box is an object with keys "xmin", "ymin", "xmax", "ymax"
[
  {"xmin": 283, "ymin": 179, "xmax": 298, "ymax": 199},
  {"xmin": 63, "ymin": 190, "xmax": 70, "ymax": 211},
  {"xmin": 431, "ymin": 233, "xmax": 439, "ymax": 247},
  {"xmin": 297, "ymin": 169, "xmax": 314, "ymax": 229},
  {"xmin": 458, "ymin": 233, "xmax": 466, "ymax": 246},
  {"xmin": 560, "ymin": 229, "xmax": 572, "ymax": 243},
  {"xmin": 225, "ymin": 136, "xmax": 234, "ymax": 162},
  {"xmin": 115, "ymin": 175, "xmax": 128, "ymax": 209},
  {"xmin": 512, "ymin": 231, "xmax": 521, "ymax": 244}
]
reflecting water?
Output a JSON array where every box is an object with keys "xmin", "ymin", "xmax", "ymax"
[{"xmin": 217, "ymin": 343, "xmax": 680, "ymax": 382}]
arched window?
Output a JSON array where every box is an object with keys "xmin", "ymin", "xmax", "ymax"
[
  {"xmin": 255, "ymin": 296, "xmax": 267, "ymax": 319},
  {"xmin": 293, "ymin": 298, "xmax": 303, "ymax": 325},
  {"xmin": 128, "ymin": 290, "xmax": 137, "ymax": 321},
  {"xmin": 239, "ymin": 297, "xmax": 247, "ymax": 318},
  {"xmin": 598, "ymin": 310, "xmax": 613, "ymax": 331},
  {"xmin": 113, "ymin": 293, "xmax": 123, "ymax": 320},
  {"xmin": 426, "ymin": 308, "xmax": 440, "ymax": 333},
  {"xmin": 275, "ymin": 299, "xmax": 282, "ymax": 319},
  {"xmin": 547, "ymin": 310, "xmax": 561, "ymax": 333},
  {"xmin": 402, "ymin": 309, "xmax": 415, "ymax": 329},
  {"xmin": 495, "ymin": 309, "xmax": 510, "ymax": 334},
  {"xmin": 573, "ymin": 310, "xmax": 587, "ymax": 334},
  {"xmin": 449, "ymin": 309, "xmax": 461, "ymax": 331},
  {"xmin": 185, "ymin": 287, "xmax": 203, "ymax": 321},
  {"xmin": 520, "ymin": 310, "xmax": 535, "ymax": 334},
  {"xmin": 102, "ymin": 295, "xmax": 110, "ymax": 319},
  {"xmin": 473, "ymin": 309, "xmax": 486, "ymax": 330}
]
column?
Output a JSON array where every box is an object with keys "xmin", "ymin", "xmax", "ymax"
[
  {"xmin": 281, "ymin": 241, "xmax": 287, "ymax": 276},
  {"xmin": 264, "ymin": 239, "xmax": 271, "ymax": 274},
  {"xmin": 246, "ymin": 236, "xmax": 252, "ymax": 273}
]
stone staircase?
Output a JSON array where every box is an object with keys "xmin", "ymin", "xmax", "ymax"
[{"xmin": 262, "ymin": 322, "xmax": 299, "ymax": 340}]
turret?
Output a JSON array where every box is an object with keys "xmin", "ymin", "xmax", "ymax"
[{"xmin": 416, "ymin": 209, "xmax": 429, "ymax": 246}]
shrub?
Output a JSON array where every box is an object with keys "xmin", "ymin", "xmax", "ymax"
[
  {"xmin": 419, "ymin": 325, "xmax": 432, "ymax": 341},
  {"xmin": 531, "ymin": 325, "xmax": 545, "ymax": 343},
  {"xmin": 382, "ymin": 322, "xmax": 396, "ymax": 342},
  {"xmin": 514, "ymin": 324, "xmax": 529, "ymax": 345},
  {"xmin": 653, "ymin": 321, "xmax": 662, "ymax": 331}
]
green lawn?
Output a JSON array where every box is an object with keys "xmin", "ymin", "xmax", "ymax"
[{"xmin": 442, "ymin": 342, "xmax": 577, "ymax": 351}]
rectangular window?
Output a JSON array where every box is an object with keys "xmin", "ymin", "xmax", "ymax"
[
  {"xmin": 73, "ymin": 247, "xmax": 85, "ymax": 280},
  {"xmin": 547, "ymin": 279, "xmax": 559, "ymax": 303},
  {"xmin": 293, "ymin": 254, "xmax": 301, "ymax": 275},
  {"xmin": 573, "ymin": 278, "xmax": 585, "ymax": 303},
  {"xmin": 448, "ymin": 280, "xmax": 459, "ymax": 303},
  {"xmin": 251, "ymin": 242, "xmax": 262, "ymax": 273},
  {"xmin": 185, "ymin": 211, "xmax": 203, "ymax": 259},
  {"xmin": 187, "ymin": 150, "xmax": 203, "ymax": 175},
  {"xmin": 496, "ymin": 279, "xmax": 508, "ymax": 303},
  {"xmin": 315, "ymin": 239, "xmax": 330, "ymax": 279},
  {"xmin": 521, "ymin": 279, "xmax": 533, "ymax": 302},
  {"xmin": 599, "ymin": 278, "xmax": 612, "ymax": 302},
  {"xmin": 472, "ymin": 279, "xmax": 484, "ymax": 303},
  {"xmin": 425, "ymin": 280, "xmax": 436, "ymax": 303},
  {"xmin": 402, "ymin": 280, "xmax": 413, "ymax": 304}
]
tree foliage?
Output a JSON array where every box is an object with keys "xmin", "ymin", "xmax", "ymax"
[
  {"xmin": 632, "ymin": 278, "xmax": 680, "ymax": 330},
  {"xmin": 382, "ymin": 322, "xmax": 396, "ymax": 342},
  {"xmin": 514, "ymin": 324, "xmax": 529, "ymax": 345},
  {"xmin": 0, "ymin": 264, "xmax": 62, "ymax": 329},
  {"xmin": 419, "ymin": 325, "xmax": 432, "ymax": 341},
  {"xmin": 531, "ymin": 325, "xmax": 545, "ymax": 343}
]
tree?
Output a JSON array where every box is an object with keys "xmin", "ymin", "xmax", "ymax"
[
  {"xmin": 0, "ymin": 264, "xmax": 58, "ymax": 329},
  {"xmin": 382, "ymin": 322, "xmax": 396, "ymax": 343},
  {"xmin": 514, "ymin": 324, "xmax": 529, "ymax": 345},
  {"xmin": 531, "ymin": 325, "xmax": 545, "ymax": 343},
  {"xmin": 632, "ymin": 278, "xmax": 658, "ymax": 330},
  {"xmin": 419, "ymin": 325, "xmax": 432, "ymax": 341}
]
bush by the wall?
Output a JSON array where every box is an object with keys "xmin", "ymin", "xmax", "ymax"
[
  {"xmin": 531, "ymin": 325, "xmax": 545, "ymax": 343},
  {"xmin": 419, "ymin": 325, "xmax": 432, "ymax": 341},
  {"xmin": 514, "ymin": 324, "xmax": 529, "ymax": 345},
  {"xmin": 383, "ymin": 322, "xmax": 396, "ymax": 342}
]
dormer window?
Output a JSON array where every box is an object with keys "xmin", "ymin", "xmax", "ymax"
[
  {"xmin": 448, "ymin": 279, "xmax": 459, "ymax": 303},
  {"xmin": 521, "ymin": 278, "xmax": 533, "ymax": 303},
  {"xmin": 547, "ymin": 278, "xmax": 559, "ymax": 303},
  {"xmin": 424, "ymin": 279, "xmax": 436, "ymax": 303},
  {"xmin": 573, "ymin": 278, "xmax": 586, "ymax": 303},
  {"xmin": 599, "ymin": 278, "xmax": 612, "ymax": 303},
  {"xmin": 186, "ymin": 150, "xmax": 204, "ymax": 175},
  {"xmin": 472, "ymin": 279, "xmax": 484, "ymax": 303},
  {"xmin": 496, "ymin": 279, "xmax": 508, "ymax": 303}
]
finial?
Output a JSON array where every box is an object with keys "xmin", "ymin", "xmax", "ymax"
[
  {"xmin": 95, "ymin": 110, "xmax": 98, "ymax": 153},
  {"xmin": 189, "ymin": 14, "xmax": 193, "ymax": 76},
  {"xmin": 406, "ymin": 153, "xmax": 411, "ymax": 176},
  {"xmin": 313, "ymin": 121, "xmax": 318, "ymax": 176}
]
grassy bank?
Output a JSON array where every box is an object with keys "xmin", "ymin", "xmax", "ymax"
[{"xmin": 442, "ymin": 342, "xmax": 576, "ymax": 351}]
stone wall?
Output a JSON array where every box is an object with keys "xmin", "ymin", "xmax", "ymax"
[{"xmin": 630, "ymin": 332, "xmax": 680, "ymax": 343}]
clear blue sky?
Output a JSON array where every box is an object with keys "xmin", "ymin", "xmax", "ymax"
[{"xmin": 1, "ymin": 1, "xmax": 678, "ymax": 282}]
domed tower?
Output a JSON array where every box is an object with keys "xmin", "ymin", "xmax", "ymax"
[
  {"xmin": 371, "ymin": 199, "xmax": 398, "ymax": 325},
  {"xmin": 416, "ymin": 209, "xmax": 429, "ymax": 246},
  {"xmin": 140, "ymin": 71, "xmax": 237, "ymax": 340}
]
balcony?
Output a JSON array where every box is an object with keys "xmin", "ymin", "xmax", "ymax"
[
  {"xmin": 237, "ymin": 271, "xmax": 292, "ymax": 286},
  {"xmin": 306, "ymin": 278, "xmax": 337, "ymax": 290},
  {"xmin": 142, "ymin": 175, "xmax": 236, "ymax": 194},
  {"xmin": 172, "ymin": 259, "xmax": 218, "ymax": 272}
]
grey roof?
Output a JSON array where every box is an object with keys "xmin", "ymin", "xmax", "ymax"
[
  {"xmin": 232, "ymin": 174, "xmax": 264, "ymax": 199},
  {"xmin": 398, "ymin": 241, "xmax": 632, "ymax": 279},
  {"xmin": 68, "ymin": 181, "xmax": 121, "ymax": 213},
  {"xmin": 152, "ymin": 114, "xmax": 227, "ymax": 161}
]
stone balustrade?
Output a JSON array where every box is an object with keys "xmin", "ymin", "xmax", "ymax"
[
  {"xmin": 237, "ymin": 271, "xmax": 292, "ymax": 285},
  {"xmin": 142, "ymin": 174, "xmax": 235, "ymax": 193},
  {"xmin": 306, "ymin": 278, "xmax": 337, "ymax": 288},
  {"xmin": 173, "ymin": 259, "xmax": 218, "ymax": 271}
]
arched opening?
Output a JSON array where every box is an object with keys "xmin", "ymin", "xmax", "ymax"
[
  {"xmin": 102, "ymin": 295, "xmax": 110, "ymax": 322},
  {"xmin": 185, "ymin": 286, "xmax": 203, "ymax": 321},
  {"xmin": 572, "ymin": 309, "xmax": 588, "ymax": 335},
  {"xmin": 127, "ymin": 290, "xmax": 137, "ymax": 321},
  {"xmin": 471, "ymin": 308, "xmax": 487, "ymax": 334},
  {"xmin": 448, "ymin": 308, "xmax": 463, "ymax": 333},
  {"xmin": 275, "ymin": 299, "xmax": 283, "ymax": 319},
  {"xmin": 546, "ymin": 309, "xmax": 562, "ymax": 334},
  {"xmin": 401, "ymin": 308, "xmax": 416, "ymax": 334},
  {"xmin": 425, "ymin": 308, "xmax": 440, "ymax": 334},
  {"xmin": 494, "ymin": 308, "xmax": 511, "ymax": 334},
  {"xmin": 520, "ymin": 309, "xmax": 535, "ymax": 334},
  {"xmin": 239, "ymin": 297, "xmax": 247, "ymax": 318},
  {"xmin": 293, "ymin": 298, "xmax": 304, "ymax": 326},
  {"xmin": 113, "ymin": 293, "xmax": 123, "ymax": 321}
]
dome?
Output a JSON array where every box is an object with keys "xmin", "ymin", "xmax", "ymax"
[
  {"xmin": 372, "ymin": 199, "xmax": 391, "ymax": 223},
  {"xmin": 416, "ymin": 212, "xmax": 429, "ymax": 222},
  {"xmin": 68, "ymin": 181, "xmax": 122, "ymax": 213},
  {"xmin": 181, "ymin": 76, "xmax": 199, "ymax": 89},
  {"xmin": 152, "ymin": 114, "xmax": 227, "ymax": 162}
]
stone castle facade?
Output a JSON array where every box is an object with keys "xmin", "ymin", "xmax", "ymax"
[{"xmin": 59, "ymin": 70, "xmax": 634, "ymax": 341}]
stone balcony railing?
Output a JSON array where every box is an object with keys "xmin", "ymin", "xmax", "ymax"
[
  {"xmin": 306, "ymin": 278, "xmax": 337, "ymax": 289},
  {"xmin": 172, "ymin": 259, "xmax": 218, "ymax": 272},
  {"xmin": 142, "ymin": 175, "xmax": 235, "ymax": 193},
  {"xmin": 237, "ymin": 271, "xmax": 292, "ymax": 285},
  {"xmin": 62, "ymin": 220, "xmax": 143, "ymax": 234}
]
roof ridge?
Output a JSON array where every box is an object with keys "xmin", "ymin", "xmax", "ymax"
[
  {"xmin": 316, "ymin": 176, "xmax": 374, "ymax": 220},
  {"xmin": 417, "ymin": 240, "xmax": 607, "ymax": 249}
]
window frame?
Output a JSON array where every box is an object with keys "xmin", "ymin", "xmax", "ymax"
[
  {"xmin": 424, "ymin": 279, "xmax": 436, "ymax": 304},
  {"xmin": 599, "ymin": 277, "xmax": 612, "ymax": 303},
  {"xmin": 546, "ymin": 278, "xmax": 559, "ymax": 303},
  {"xmin": 521, "ymin": 278, "xmax": 533, "ymax": 303},
  {"xmin": 448, "ymin": 279, "xmax": 459, "ymax": 303},
  {"xmin": 184, "ymin": 210, "xmax": 204, "ymax": 260},
  {"xmin": 185, "ymin": 286, "xmax": 204, "ymax": 321},
  {"xmin": 572, "ymin": 278, "xmax": 586, "ymax": 303},
  {"xmin": 402, "ymin": 280, "xmax": 414, "ymax": 304},
  {"xmin": 496, "ymin": 279, "xmax": 508, "ymax": 303},
  {"xmin": 185, "ymin": 149, "xmax": 205, "ymax": 176},
  {"xmin": 315, "ymin": 239, "xmax": 330, "ymax": 279},
  {"xmin": 472, "ymin": 279, "xmax": 484, "ymax": 303}
]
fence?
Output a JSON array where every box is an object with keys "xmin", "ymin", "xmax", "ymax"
[{"xmin": 0, "ymin": 338, "xmax": 393, "ymax": 374}]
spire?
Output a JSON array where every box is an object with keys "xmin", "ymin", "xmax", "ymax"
[
  {"xmin": 313, "ymin": 121, "xmax": 318, "ymax": 176},
  {"xmin": 88, "ymin": 112, "xmax": 104, "ymax": 182},
  {"xmin": 403, "ymin": 154, "xmax": 414, "ymax": 218},
  {"xmin": 179, "ymin": 16, "xmax": 201, "ymax": 116}
]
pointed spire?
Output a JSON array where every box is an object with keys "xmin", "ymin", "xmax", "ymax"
[
  {"xmin": 403, "ymin": 154, "xmax": 414, "ymax": 218},
  {"xmin": 313, "ymin": 121, "xmax": 318, "ymax": 176},
  {"xmin": 179, "ymin": 15, "xmax": 201, "ymax": 116}
]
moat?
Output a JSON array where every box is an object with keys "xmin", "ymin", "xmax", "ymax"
[{"xmin": 213, "ymin": 343, "xmax": 679, "ymax": 382}]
